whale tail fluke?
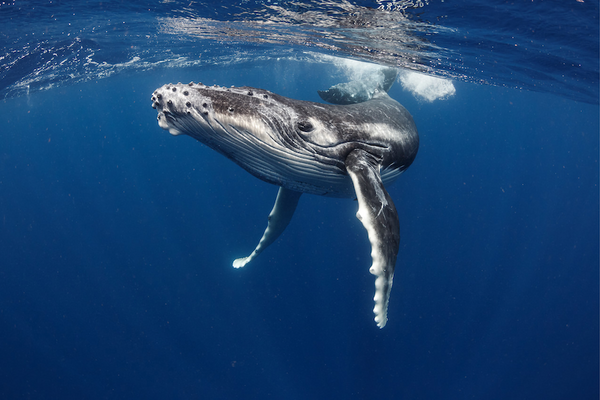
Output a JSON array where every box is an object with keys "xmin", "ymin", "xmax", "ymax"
[{"xmin": 318, "ymin": 66, "xmax": 397, "ymax": 105}]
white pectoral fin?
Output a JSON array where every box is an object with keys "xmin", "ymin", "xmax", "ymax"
[
  {"xmin": 233, "ymin": 187, "xmax": 302, "ymax": 268},
  {"xmin": 345, "ymin": 149, "xmax": 400, "ymax": 328}
]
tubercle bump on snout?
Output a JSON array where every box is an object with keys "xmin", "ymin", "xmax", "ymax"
[{"xmin": 151, "ymin": 82, "xmax": 212, "ymax": 119}]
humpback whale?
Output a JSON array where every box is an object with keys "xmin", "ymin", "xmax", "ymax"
[{"xmin": 150, "ymin": 68, "xmax": 419, "ymax": 328}]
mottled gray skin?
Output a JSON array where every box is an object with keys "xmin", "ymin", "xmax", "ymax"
[{"xmin": 150, "ymin": 80, "xmax": 419, "ymax": 328}]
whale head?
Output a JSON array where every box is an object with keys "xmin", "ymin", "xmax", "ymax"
[{"xmin": 151, "ymin": 82, "xmax": 358, "ymax": 195}]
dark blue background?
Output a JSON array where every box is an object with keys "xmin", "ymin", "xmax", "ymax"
[{"xmin": 0, "ymin": 60, "xmax": 598, "ymax": 399}]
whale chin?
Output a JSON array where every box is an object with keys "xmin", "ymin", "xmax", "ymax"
[{"xmin": 157, "ymin": 111, "xmax": 183, "ymax": 135}]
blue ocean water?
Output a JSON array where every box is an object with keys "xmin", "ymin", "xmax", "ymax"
[{"xmin": 1, "ymin": 1, "xmax": 598, "ymax": 399}]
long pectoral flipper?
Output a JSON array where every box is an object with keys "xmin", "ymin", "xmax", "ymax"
[
  {"xmin": 233, "ymin": 187, "xmax": 302, "ymax": 268},
  {"xmin": 345, "ymin": 149, "xmax": 400, "ymax": 328}
]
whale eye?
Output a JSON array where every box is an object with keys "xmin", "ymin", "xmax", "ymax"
[{"xmin": 297, "ymin": 121, "xmax": 314, "ymax": 132}]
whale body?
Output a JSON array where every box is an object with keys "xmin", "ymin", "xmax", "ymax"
[{"xmin": 151, "ymin": 69, "xmax": 419, "ymax": 327}]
